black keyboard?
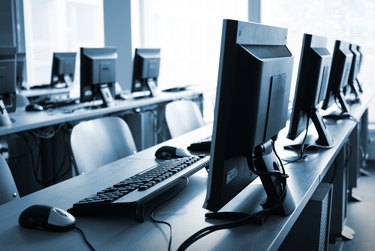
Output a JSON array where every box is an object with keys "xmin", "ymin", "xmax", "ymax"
[
  {"xmin": 39, "ymin": 98, "xmax": 79, "ymax": 109},
  {"xmin": 68, "ymin": 155, "xmax": 209, "ymax": 221}
]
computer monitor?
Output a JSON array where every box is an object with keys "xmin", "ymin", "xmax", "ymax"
[
  {"xmin": 80, "ymin": 47, "xmax": 117, "ymax": 107},
  {"xmin": 131, "ymin": 48, "xmax": 160, "ymax": 98},
  {"xmin": 204, "ymin": 20, "xmax": 295, "ymax": 217},
  {"xmin": 321, "ymin": 40, "xmax": 353, "ymax": 113},
  {"xmin": 355, "ymin": 45, "xmax": 363, "ymax": 93},
  {"xmin": 16, "ymin": 52, "xmax": 26, "ymax": 91},
  {"xmin": 287, "ymin": 34, "xmax": 334, "ymax": 149},
  {"xmin": 0, "ymin": 47, "xmax": 17, "ymax": 112},
  {"xmin": 346, "ymin": 44, "xmax": 361, "ymax": 101},
  {"xmin": 50, "ymin": 52, "xmax": 76, "ymax": 88}
]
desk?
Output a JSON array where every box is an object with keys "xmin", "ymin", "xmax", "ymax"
[
  {"xmin": 1, "ymin": 89, "xmax": 204, "ymax": 195},
  {"xmin": 0, "ymin": 90, "xmax": 372, "ymax": 251},
  {"xmin": 2, "ymin": 90, "xmax": 203, "ymax": 137}
]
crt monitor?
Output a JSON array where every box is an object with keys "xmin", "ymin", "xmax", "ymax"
[
  {"xmin": 131, "ymin": 48, "xmax": 160, "ymax": 98},
  {"xmin": 50, "ymin": 52, "xmax": 76, "ymax": 88},
  {"xmin": 204, "ymin": 19, "xmax": 295, "ymax": 217},
  {"xmin": 321, "ymin": 40, "xmax": 353, "ymax": 113},
  {"xmin": 80, "ymin": 47, "xmax": 117, "ymax": 107},
  {"xmin": 287, "ymin": 34, "xmax": 334, "ymax": 150},
  {"xmin": 0, "ymin": 47, "xmax": 17, "ymax": 112}
]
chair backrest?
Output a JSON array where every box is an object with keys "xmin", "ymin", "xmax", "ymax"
[
  {"xmin": 0, "ymin": 154, "xmax": 19, "ymax": 205},
  {"xmin": 70, "ymin": 116, "xmax": 137, "ymax": 174},
  {"xmin": 16, "ymin": 94, "xmax": 30, "ymax": 107},
  {"xmin": 165, "ymin": 100, "xmax": 205, "ymax": 138}
]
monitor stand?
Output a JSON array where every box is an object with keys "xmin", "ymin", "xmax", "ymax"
[
  {"xmin": 336, "ymin": 90, "xmax": 350, "ymax": 113},
  {"xmin": 146, "ymin": 78, "xmax": 158, "ymax": 97},
  {"xmin": 355, "ymin": 79, "xmax": 363, "ymax": 93},
  {"xmin": 206, "ymin": 140, "xmax": 295, "ymax": 222},
  {"xmin": 253, "ymin": 140, "xmax": 295, "ymax": 216},
  {"xmin": 346, "ymin": 81, "xmax": 361, "ymax": 105},
  {"xmin": 0, "ymin": 100, "xmax": 12, "ymax": 127},
  {"xmin": 284, "ymin": 108, "xmax": 334, "ymax": 154},
  {"xmin": 99, "ymin": 84, "xmax": 115, "ymax": 107}
]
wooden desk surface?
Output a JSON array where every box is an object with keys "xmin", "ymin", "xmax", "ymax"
[
  {"xmin": 0, "ymin": 90, "xmax": 372, "ymax": 251},
  {"xmin": 0, "ymin": 90, "xmax": 203, "ymax": 136}
]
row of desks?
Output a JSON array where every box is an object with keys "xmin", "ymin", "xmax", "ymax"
[
  {"xmin": 1, "ymin": 89, "xmax": 204, "ymax": 137},
  {"xmin": 0, "ymin": 89, "xmax": 372, "ymax": 250}
]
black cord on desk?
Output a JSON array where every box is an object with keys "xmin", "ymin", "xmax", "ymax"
[
  {"xmin": 177, "ymin": 186, "xmax": 287, "ymax": 251},
  {"xmin": 150, "ymin": 177, "xmax": 189, "ymax": 251},
  {"xmin": 178, "ymin": 143, "xmax": 289, "ymax": 251},
  {"xmin": 73, "ymin": 226, "xmax": 96, "ymax": 251}
]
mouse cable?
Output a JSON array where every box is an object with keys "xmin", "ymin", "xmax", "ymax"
[
  {"xmin": 150, "ymin": 177, "xmax": 189, "ymax": 251},
  {"xmin": 73, "ymin": 226, "xmax": 96, "ymax": 251}
]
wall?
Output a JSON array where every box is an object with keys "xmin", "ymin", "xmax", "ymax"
[
  {"xmin": 0, "ymin": 0, "xmax": 16, "ymax": 47},
  {"xmin": 104, "ymin": 0, "xmax": 133, "ymax": 91}
]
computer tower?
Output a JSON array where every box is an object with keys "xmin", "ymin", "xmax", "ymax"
[
  {"xmin": 279, "ymin": 183, "xmax": 333, "ymax": 251},
  {"xmin": 124, "ymin": 110, "xmax": 157, "ymax": 151}
]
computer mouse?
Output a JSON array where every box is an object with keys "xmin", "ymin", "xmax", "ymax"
[
  {"xmin": 19, "ymin": 204, "xmax": 76, "ymax": 231},
  {"xmin": 155, "ymin": 145, "xmax": 191, "ymax": 160},
  {"xmin": 25, "ymin": 104, "xmax": 44, "ymax": 112}
]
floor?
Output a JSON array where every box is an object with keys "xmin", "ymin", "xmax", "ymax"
[{"xmin": 331, "ymin": 160, "xmax": 375, "ymax": 251}]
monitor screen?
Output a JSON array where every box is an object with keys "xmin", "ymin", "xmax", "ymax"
[
  {"xmin": 131, "ymin": 48, "xmax": 160, "ymax": 98},
  {"xmin": 50, "ymin": 52, "xmax": 76, "ymax": 88},
  {"xmin": 0, "ymin": 47, "xmax": 17, "ymax": 112},
  {"xmin": 287, "ymin": 34, "xmax": 333, "ymax": 149},
  {"xmin": 204, "ymin": 20, "xmax": 295, "ymax": 216},
  {"xmin": 321, "ymin": 40, "xmax": 353, "ymax": 113},
  {"xmin": 80, "ymin": 47, "xmax": 117, "ymax": 106}
]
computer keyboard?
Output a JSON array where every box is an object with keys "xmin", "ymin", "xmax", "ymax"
[
  {"xmin": 68, "ymin": 155, "xmax": 209, "ymax": 221},
  {"xmin": 40, "ymin": 98, "xmax": 79, "ymax": 109}
]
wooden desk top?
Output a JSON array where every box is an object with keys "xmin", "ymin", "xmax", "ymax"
[{"xmin": 0, "ymin": 90, "xmax": 372, "ymax": 251}]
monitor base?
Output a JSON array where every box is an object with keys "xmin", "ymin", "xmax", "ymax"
[{"xmin": 253, "ymin": 140, "xmax": 295, "ymax": 217}]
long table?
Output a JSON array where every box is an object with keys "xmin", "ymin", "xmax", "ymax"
[
  {"xmin": 1, "ymin": 89, "xmax": 204, "ymax": 195},
  {"xmin": 0, "ymin": 89, "xmax": 372, "ymax": 250}
]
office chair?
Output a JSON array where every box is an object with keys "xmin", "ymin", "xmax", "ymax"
[
  {"xmin": 0, "ymin": 154, "xmax": 19, "ymax": 205},
  {"xmin": 16, "ymin": 94, "xmax": 29, "ymax": 107},
  {"xmin": 70, "ymin": 116, "xmax": 137, "ymax": 174},
  {"xmin": 165, "ymin": 100, "xmax": 205, "ymax": 138}
]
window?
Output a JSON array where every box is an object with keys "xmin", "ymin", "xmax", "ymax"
[
  {"xmin": 23, "ymin": 0, "xmax": 104, "ymax": 87},
  {"xmin": 132, "ymin": 0, "xmax": 248, "ymax": 89},
  {"xmin": 261, "ymin": 0, "xmax": 375, "ymax": 121},
  {"xmin": 132, "ymin": 0, "xmax": 248, "ymax": 120}
]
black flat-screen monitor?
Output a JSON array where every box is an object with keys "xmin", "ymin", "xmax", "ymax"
[
  {"xmin": 355, "ymin": 45, "xmax": 363, "ymax": 93},
  {"xmin": 287, "ymin": 34, "xmax": 334, "ymax": 149},
  {"xmin": 131, "ymin": 48, "xmax": 160, "ymax": 98},
  {"xmin": 0, "ymin": 47, "xmax": 17, "ymax": 112},
  {"xmin": 50, "ymin": 52, "xmax": 76, "ymax": 88},
  {"xmin": 16, "ymin": 52, "xmax": 26, "ymax": 91},
  {"xmin": 321, "ymin": 40, "xmax": 353, "ymax": 113},
  {"xmin": 346, "ymin": 44, "xmax": 361, "ymax": 101},
  {"xmin": 80, "ymin": 47, "xmax": 117, "ymax": 107},
  {"xmin": 204, "ymin": 20, "xmax": 295, "ymax": 217}
]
